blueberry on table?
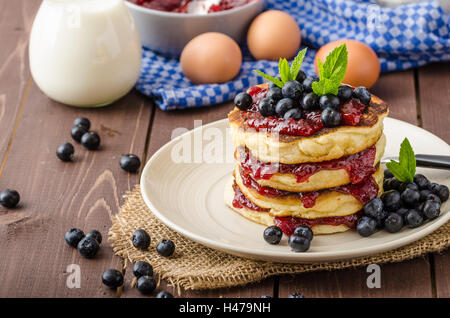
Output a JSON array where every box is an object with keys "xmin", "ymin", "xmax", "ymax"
[
  {"xmin": 380, "ymin": 190, "xmax": 402, "ymax": 211},
  {"xmin": 81, "ymin": 132, "xmax": 100, "ymax": 150},
  {"xmin": 258, "ymin": 97, "xmax": 276, "ymax": 117},
  {"xmin": 0, "ymin": 189, "xmax": 20, "ymax": 209},
  {"xmin": 405, "ymin": 209, "xmax": 423, "ymax": 228},
  {"xmin": 384, "ymin": 169, "xmax": 394, "ymax": 179},
  {"xmin": 275, "ymin": 98, "xmax": 295, "ymax": 117},
  {"xmin": 337, "ymin": 84, "xmax": 352, "ymax": 102},
  {"xmin": 413, "ymin": 174, "xmax": 429, "ymax": 190},
  {"xmin": 437, "ymin": 185, "xmax": 449, "ymax": 202},
  {"xmin": 319, "ymin": 94, "xmax": 340, "ymax": 110},
  {"xmin": 65, "ymin": 228, "xmax": 85, "ymax": 248},
  {"xmin": 352, "ymin": 86, "xmax": 371, "ymax": 105},
  {"xmin": 302, "ymin": 76, "xmax": 318, "ymax": 93},
  {"xmin": 288, "ymin": 234, "xmax": 310, "ymax": 252},
  {"xmin": 86, "ymin": 229, "xmax": 102, "ymax": 244},
  {"xmin": 400, "ymin": 188, "xmax": 420, "ymax": 207},
  {"xmin": 132, "ymin": 229, "xmax": 151, "ymax": 250},
  {"xmin": 73, "ymin": 117, "xmax": 90, "ymax": 131},
  {"xmin": 156, "ymin": 291, "xmax": 174, "ymax": 298},
  {"xmin": 384, "ymin": 213, "xmax": 404, "ymax": 233},
  {"xmin": 133, "ymin": 261, "xmax": 153, "ymax": 278},
  {"xmin": 288, "ymin": 292, "xmax": 305, "ymax": 298},
  {"xmin": 363, "ymin": 197, "xmax": 384, "ymax": 219},
  {"xmin": 156, "ymin": 239, "xmax": 175, "ymax": 257},
  {"xmin": 77, "ymin": 236, "xmax": 99, "ymax": 259},
  {"xmin": 301, "ymin": 92, "xmax": 319, "ymax": 111},
  {"xmin": 56, "ymin": 142, "xmax": 74, "ymax": 162},
  {"xmin": 321, "ymin": 107, "xmax": 341, "ymax": 127},
  {"xmin": 234, "ymin": 92, "xmax": 252, "ymax": 110},
  {"xmin": 293, "ymin": 225, "xmax": 313, "ymax": 241},
  {"xmin": 295, "ymin": 70, "xmax": 307, "ymax": 83},
  {"xmin": 356, "ymin": 216, "xmax": 377, "ymax": 237},
  {"xmin": 71, "ymin": 125, "xmax": 88, "ymax": 143},
  {"xmin": 266, "ymin": 87, "xmax": 283, "ymax": 101},
  {"xmin": 283, "ymin": 108, "xmax": 302, "ymax": 120},
  {"xmin": 282, "ymin": 80, "xmax": 303, "ymax": 100},
  {"xmin": 263, "ymin": 226, "xmax": 283, "ymax": 245},
  {"xmin": 136, "ymin": 276, "xmax": 156, "ymax": 295},
  {"xmin": 120, "ymin": 154, "xmax": 141, "ymax": 173},
  {"xmin": 102, "ymin": 269, "xmax": 123, "ymax": 289},
  {"xmin": 422, "ymin": 200, "xmax": 440, "ymax": 220}
]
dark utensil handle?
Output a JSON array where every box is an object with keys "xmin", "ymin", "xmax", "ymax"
[{"xmin": 415, "ymin": 155, "xmax": 450, "ymax": 169}]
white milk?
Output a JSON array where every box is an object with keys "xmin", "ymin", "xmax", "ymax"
[{"xmin": 29, "ymin": 0, "xmax": 142, "ymax": 107}]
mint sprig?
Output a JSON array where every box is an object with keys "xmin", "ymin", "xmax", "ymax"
[
  {"xmin": 253, "ymin": 48, "xmax": 308, "ymax": 88},
  {"xmin": 312, "ymin": 43, "xmax": 348, "ymax": 96},
  {"xmin": 386, "ymin": 138, "xmax": 416, "ymax": 182}
]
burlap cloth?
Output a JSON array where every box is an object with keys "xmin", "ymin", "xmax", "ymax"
[{"xmin": 109, "ymin": 185, "xmax": 449, "ymax": 291}]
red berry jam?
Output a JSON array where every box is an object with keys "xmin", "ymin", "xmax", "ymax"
[
  {"xmin": 340, "ymin": 99, "xmax": 365, "ymax": 126},
  {"xmin": 238, "ymin": 145, "xmax": 376, "ymax": 184},
  {"xmin": 274, "ymin": 212, "xmax": 362, "ymax": 236},
  {"xmin": 131, "ymin": 0, "xmax": 252, "ymax": 13},
  {"xmin": 232, "ymin": 183, "xmax": 269, "ymax": 212}
]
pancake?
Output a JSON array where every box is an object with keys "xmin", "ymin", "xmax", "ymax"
[
  {"xmin": 228, "ymin": 87, "xmax": 389, "ymax": 164},
  {"xmin": 234, "ymin": 165, "xmax": 383, "ymax": 219},
  {"xmin": 224, "ymin": 178, "xmax": 352, "ymax": 235},
  {"xmin": 239, "ymin": 134, "xmax": 386, "ymax": 192}
]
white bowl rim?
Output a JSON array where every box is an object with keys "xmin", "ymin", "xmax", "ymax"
[{"xmin": 125, "ymin": 0, "xmax": 264, "ymax": 19}]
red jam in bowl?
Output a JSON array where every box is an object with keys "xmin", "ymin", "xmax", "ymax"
[{"xmin": 131, "ymin": 0, "xmax": 253, "ymax": 13}]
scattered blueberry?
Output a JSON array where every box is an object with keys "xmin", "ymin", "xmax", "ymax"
[
  {"xmin": 405, "ymin": 209, "xmax": 423, "ymax": 228},
  {"xmin": 337, "ymin": 85, "xmax": 352, "ymax": 101},
  {"xmin": 437, "ymin": 185, "xmax": 449, "ymax": 202},
  {"xmin": 293, "ymin": 225, "xmax": 314, "ymax": 241},
  {"xmin": 263, "ymin": 226, "xmax": 283, "ymax": 245},
  {"xmin": 301, "ymin": 92, "xmax": 319, "ymax": 111},
  {"xmin": 283, "ymin": 108, "xmax": 302, "ymax": 120},
  {"xmin": 319, "ymin": 94, "xmax": 340, "ymax": 110},
  {"xmin": 56, "ymin": 142, "xmax": 74, "ymax": 162},
  {"xmin": 357, "ymin": 216, "xmax": 377, "ymax": 237},
  {"xmin": 380, "ymin": 190, "xmax": 402, "ymax": 211},
  {"xmin": 302, "ymin": 76, "xmax": 319, "ymax": 93},
  {"xmin": 77, "ymin": 236, "xmax": 100, "ymax": 259},
  {"xmin": 120, "ymin": 154, "xmax": 141, "ymax": 173},
  {"xmin": 282, "ymin": 80, "xmax": 303, "ymax": 100},
  {"xmin": 295, "ymin": 70, "xmax": 307, "ymax": 83},
  {"xmin": 132, "ymin": 229, "xmax": 151, "ymax": 250},
  {"xmin": 136, "ymin": 275, "xmax": 156, "ymax": 295},
  {"xmin": 156, "ymin": 291, "xmax": 174, "ymax": 298},
  {"xmin": 132, "ymin": 261, "xmax": 153, "ymax": 278},
  {"xmin": 234, "ymin": 92, "xmax": 252, "ymax": 110},
  {"xmin": 266, "ymin": 87, "xmax": 283, "ymax": 101},
  {"xmin": 288, "ymin": 292, "xmax": 305, "ymax": 298},
  {"xmin": 0, "ymin": 189, "xmax": 20, "ymax": 209},
  {"xmin": 102, "ymin": 269, "xmax": 123, "ymax": 288},
  {"xmin": 73, "ymin": 117, "xmax": 90, "ymax": 131},
  {"xmin": 288, "ymin": 235, "xmax": 310, "ymax": 252},
  {"xmin": 258, "ymin": 97, "xmax": 276, "ymax": 117},
  {"xmin": 353, "ymin": 86, "xmax": 371, "ymax": 105},
  {"xmin": 413, "ymin": 174, "xmax": 429, "ymax": 190},
  {"xmin": 321, "ymin": 107, "xmax": 341, "ymax": 127},
  {"xmin": 422, "ymin": 200, "xmax": 440, "ymax": 220},
  {"xmin": 384, "ymin": 213, "xmax": 404, "ymax": 233},
  {"xmin": 157, "ymin": 239, "xmax": 175, "ymax": 257},
  {"xmin": 400, "ymin": 188, "xmax": 420, "ymax": 207},
  {"xmin": 86, "ymin": 229, "xmax": 102, "ymax": 244},
  {"xmin": 363, "ymin": 198, "xmax": 384, "ymax": 219},
  {"xmin": 275, "ymin": 98, "xmax": 295, "ymax": 117},
  {"xmin": 81, "ymin": 132, "xmax": 100, "ymax": 150},
  {"xmin": 71, "ymin": 126, "xmax": 88, "ymax": 143},
  {"xmin": 65, "ymin": 228, "xmax": 85, "ymax": 248}
]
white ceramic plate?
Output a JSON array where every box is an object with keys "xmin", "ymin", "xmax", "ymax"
[{"xmin": 140, "ymin": 117, "xmax": 450, "ymax": 263}]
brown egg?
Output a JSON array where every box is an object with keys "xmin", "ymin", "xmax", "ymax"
[
  {"xmin": 180, "ymin": 32, "xmax": 242, "ymax": 84},
  {"xmin": 314, "ymin": 39, "xmax": 380, "ymax": 88},
  {"xmin": 247, "ymin": 10, "xmax": 301, "ymax": 61}
]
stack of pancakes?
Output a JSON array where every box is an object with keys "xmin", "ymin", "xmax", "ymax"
[{"xmin": 225, "ymin": 85, "xmax": 389, "ymax": 235}]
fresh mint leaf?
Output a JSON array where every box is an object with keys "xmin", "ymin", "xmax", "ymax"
[
  {"xmin": 386, "ymin": 137, "xmax": 416, "ymax": 182},
  {"xmin": 279, "ymin": 58, "xmax": 291, "ymax": 83},
  {"xmin": 386, "ymin": 161, "xmax": 411, "ymax": 182},
  {"xmin": 253, "ymin": 70, "xmax": 284, "ymax": 88},
  {"xmin": 290, "ymin": 48, "xmax": 307, "ymax": 81}
]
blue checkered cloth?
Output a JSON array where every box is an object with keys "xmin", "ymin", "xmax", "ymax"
[{"xmin": 136, "ymin": 0, "xmax": 450, "ymax": 110}]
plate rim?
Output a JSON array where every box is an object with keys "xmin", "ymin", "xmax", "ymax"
[{"xmin": 140, "ymin": 117, "xmax": 450, "ymax": 263}]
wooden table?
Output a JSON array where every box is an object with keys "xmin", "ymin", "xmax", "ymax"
[{"xmin": 0, "ymin": 0, "xmax": 449, "ymax": 298}]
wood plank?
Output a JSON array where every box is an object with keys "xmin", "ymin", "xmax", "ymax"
[
  {"xmin": 278, "ymin": 71, "xmax": 435, "ymax": 297},
  {"xmin": 417, "ymin": 62, "xmax": 450, "ymax": 298}
]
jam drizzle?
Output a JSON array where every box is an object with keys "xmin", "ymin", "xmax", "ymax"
[{"xmin": 232, "ymin": 182, "xmax": 268, "ymax": 212}]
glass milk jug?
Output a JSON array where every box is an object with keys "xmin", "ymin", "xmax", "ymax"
[{"xmin": 29, "ymin": 0, "xmax": 142, "ymax": 107}]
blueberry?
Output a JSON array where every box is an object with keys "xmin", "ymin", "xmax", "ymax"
[
  {"xmin": 136, "ymin": 276, "xmax": 156, "ymax": 295},
  {"xmin": 65, "ymin": 228, "xmax": 85, "ymax": 248},
  {"xmin": 321, "ymin": 107, "xmax": 341, "ymax": 127},
  {"xmin": 399, "ymin": 182, "xmax": 418, "ymax": 193},
  {"xmin": 388, "ymin": 178, "xmax": 402, "ymax": 191},
  {"xmin": 102, "ymin": 269, "xmax": 123, "ymax": 288},
  {"xmin": 56, "ymin": 142, "xmax": 74, "ymax": 162},
  {"xmin": 275, "ymin": 98, "xmax": 295, "ymax": 117},
  {"xmin": 234, "ymin": 92, "xmax": 253, "ymax": 110},
  {"xmin": 288, "ymin": 235, "xmax": 310, "ymax": 252},
  {"xmin": 71, "ymin": 125, "xmax": 88, "ymax": 143},
  {"xmin": 396, "ymin": 207, "xmax": 409, "ymax": 219},
  {"xmin": 319, "ymin": 94, "xmax": 340, "ymax": 110},
  {"xmin": 133, "ymin": 261, "xmax": 153, "ymax": 278},
  {"xmin": 428, "ymin": 182, "xmax": 440, "ymax": 194},
  {"xmin": 422, "ymin": 200, "xmax": 440, "ymax": 220},
  {"xmin": 81, "ymin": 132, "xmax": 100, "ymax": 150},
  {"xmin": 268, "ymin": 78, "xmax": 281, "ymax": 89},
  {"xmin": 401, "ymin": 188, "xmax": 420, "ymax": 207},
  {"xmin": 288, "ymin": 292, "xmax": 305, "ymax": 298},
  {"xmin": 0, "ymin": 189, "xmax": 20, "ymax": 209},
  {"xmin": 293, "ymin": 225, "xmax": 314, "ymax": 241},
  {"xmin": 405, "ymin": 209, "xmax": 423, "ymax": 228},
  {"xmin": 157, "ymin": 239, "xmax": 175, "ymax": 257},
  {"xmin": 295, "ymin": 70, "xmax": 307, "ymax": 83},
  {"xmin": 302, "ymin": 76, "xmax": 319, "ymax": 93},
  {"xmin": 337, "ymin": 85, "xmax": 352, "ymax": 101},
  {"xmin": 353, "ymin": 86, "xmax": 371, "ymax": 105},
  {"xmin": 419, "ymin": 189, "xmax": 432, "ymax": 202},
  {"xmin": 283, "ymin": 108, "xmax": 302, "ymax": 120},
  {"xmin": 266, "ymin": 87, "xmax": 283, "ymax": 101},
  {"xmin": 363, "ymin": 197, "xmax": 384, "ymax": 219},
  {"xmin": 301, "ymin": 92, "xmax": 319, "ymax": 111},
  {"xmin": 258, "ymin": 97, "xmax": 276, "ymax": 117},
  {"xmin": 413, "ymin": 174, "xmax": 429, "ymax": 190},
  {"xmin": 383, "ymin": 178, "xmax": 393, "ymax": 191},
  {"xmin": 356, "ymin": 216, "xmax": 377, "ymax": 237},
  {"xmin": 282, "ymin": 80, "xmax": 303, "ymax": 100},
  {"xmin": 86, "ymin": 229, "xmax": 102, "ymax": 244},
  {"xmin": 384, "ymin": 169, "xmax": 394, "ymax": 179},
  {"xmin": 437, "ymin": 185, "xmax": 449, "ymax": 202},
  {"xmin": 132, "ymin": 229, "xmax": 151, "ymax": 250},
  {"xmin": 73, "ymin": 117, "xmax": 90, "ymax": 130},
  {"xmin": 384, "ymin": 213, "xmax": 404, "ymax": 233},
  {"xmin": 77, "ymin": 236, "xmax": 100, "ymax": 259},
  {"xmin": 374, "ymin": 210, "xmax": 389, "ymax": 228},
  {"xmin": 426, "ymin": 193, "xmax": 441, "ymax": 204},
  {"xmin": 380, "ymin": 190, "xmax": 402, "ymax": 211},
  {"xmin": 263, "ymin": 226, "xmax": 283, "ymax": 244},
  {"xmin": 156, "ymin": 291, "xmax": 174, "ymax": 298},
  {"xmin": 120, "ymin": 154, "xmax": 141, "ymax": 173}
]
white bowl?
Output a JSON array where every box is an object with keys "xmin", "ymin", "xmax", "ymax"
[{"xmin": 125, "ymin": 0, "xmax": 265, "ymax": 55}]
